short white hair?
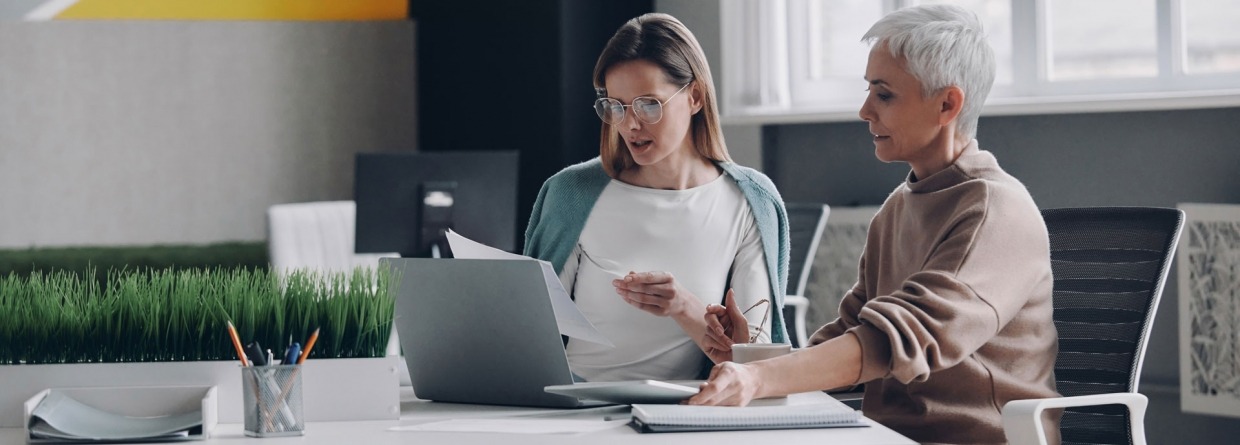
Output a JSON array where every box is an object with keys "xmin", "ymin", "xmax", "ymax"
[{"xmin": 862, "ymin": 4, "xmax": 995, "ymax": 139}]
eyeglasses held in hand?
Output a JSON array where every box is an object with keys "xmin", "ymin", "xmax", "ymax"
[
  {"xmin": 741, "ymin": 298, "xmax": 770, "ymax": 344},
  {"xmin": 593, "ymin": 82, "xmax": 691, "ymax": 126}
]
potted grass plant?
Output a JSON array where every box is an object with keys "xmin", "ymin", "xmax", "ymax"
[{"xmin": 0, "ymin": 266, "xmax": 401, "ymax": 427}]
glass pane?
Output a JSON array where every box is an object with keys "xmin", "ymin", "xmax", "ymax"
[
  {"xmin": 808, "ymin": 0, "xmax": 883, "ymax": 82},
  {"xmin": 1048, "ymin": 0, "xmax": 1157, "ymax": 81},
  {"xmin": 1183, "ymin": 0, "xmax": 1240, "ymax": 74},
  {"xmin": 633, "ymin": 99, "xmax": 663, "ymax": 123},
  {"xmin": 920, "ymin": 0, "xmax": 1014, "ymax": 85}
]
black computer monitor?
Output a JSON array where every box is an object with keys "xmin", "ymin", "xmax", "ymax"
[{"xmin": 354, "ymin": 151, "xmax": 519, "ymax": 258}]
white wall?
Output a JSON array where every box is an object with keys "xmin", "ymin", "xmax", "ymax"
[{"xmin": 0, "ymin": 20, "xmax": 417, "ymax": 248}]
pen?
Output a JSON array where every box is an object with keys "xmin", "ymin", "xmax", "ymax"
[
  {"xmin": 226, "ymin": 320, "xmax": 249, "ymax": 367},
  {"xmin": 245, "ymin": 342, "xmax": 267, "ymax": 367},
  {"xmin": 297, "ymin": 328, "xmax": 320, "ymax": 364},
  {"xmin": 283, "ymin": 342, "xmax": 301, "ymax": 365},
  {"xmin": 270, "ymin": 328, "xmax": 320, "ymax": 430}
]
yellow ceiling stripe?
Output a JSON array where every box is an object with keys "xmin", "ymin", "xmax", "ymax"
[{"xmin": 55, "ymin": 0, "xmax": 407, "ymax": 20}]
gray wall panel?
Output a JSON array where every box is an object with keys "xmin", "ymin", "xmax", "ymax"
[{"xmin": 0, "ymin": 20, "xmax": 416, "ymax": 248}]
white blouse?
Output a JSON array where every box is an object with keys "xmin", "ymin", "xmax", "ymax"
[{"xmin": 561, "ymin": 175, "xmax": 771, "ymax": 381}]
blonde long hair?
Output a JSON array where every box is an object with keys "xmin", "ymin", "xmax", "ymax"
[{"xmin": 593, "ymin": 13, "xmax": 730, "ymax": 178}]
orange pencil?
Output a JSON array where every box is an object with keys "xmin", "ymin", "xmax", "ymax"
[
  {"xmin": 297, "ymin": 328, "xmax": 320, "ymax": 364},
  {"xmin": 226, "ymin": 320, "xmax": 249, "ymax": 367}
]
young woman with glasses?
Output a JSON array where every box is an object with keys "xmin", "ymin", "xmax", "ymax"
[{"xmin": 523, "ymin": 13, "xmax": 791, "ymax": 382}]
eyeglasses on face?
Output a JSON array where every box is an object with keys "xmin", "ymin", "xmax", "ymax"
[{"xmin": 593, "ymin": 82, "xmax": 691, "ymax": 126}]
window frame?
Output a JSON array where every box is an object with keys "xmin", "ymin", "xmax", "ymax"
[{"xmin": 720, "ymin": 0, "xmax": 1240, "ymax": 125}]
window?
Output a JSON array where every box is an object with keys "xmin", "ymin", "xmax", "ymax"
[
  {"xmin": 1183, "ymin": 0, "xmax": 1240, "ymax": 74},
  {"xmin": 1048, "ymin": 0, "xmax": 1158, "ymax": 81},
  {"xmin": 720, "ymin": 0, "xmax": 1240, "ymax": 123}
]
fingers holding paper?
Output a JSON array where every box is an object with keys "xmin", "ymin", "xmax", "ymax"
[{"xmin": 687, "ymin": 362, "xmax": 761, "ymax": 407}]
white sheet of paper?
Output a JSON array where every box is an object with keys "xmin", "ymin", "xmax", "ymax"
[
  {"xmin": 390, "ymin": 418, "xmax": 627, "ymax": 434},
  {"xmin": 446, "ymin": 230, "xmax": 613, "ymax": 347}
]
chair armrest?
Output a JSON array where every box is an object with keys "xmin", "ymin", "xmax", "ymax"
[
  {"xmin": 1002, "ymin": 392, "xmax": 1148, "ymax": 445},
  {"xmin": 783, "ymin": 295, "xmax": 810, "ymax": 348}
]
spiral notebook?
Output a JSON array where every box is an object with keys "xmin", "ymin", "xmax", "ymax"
[{"xmin": 629, "ymin": 402, "xmax": 865, "ymax": 433}]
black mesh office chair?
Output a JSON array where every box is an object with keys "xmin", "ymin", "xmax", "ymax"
[
  {"xmin": 782, "ymin": 203, "xmax": 830, "ymax": 348},
  {"xmin": 1004, "ymin": 207, "xmax": 1184, "ymax": 445}
]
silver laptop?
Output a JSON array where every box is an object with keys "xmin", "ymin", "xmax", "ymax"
[{"xmin": 385, "ymin": 257, "xmax": 610, "ymax": 408}]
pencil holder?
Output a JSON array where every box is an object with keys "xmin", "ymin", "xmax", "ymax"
[{"xmin": 241, "ymin": 365, "xmax": 305, "ymax": 437}]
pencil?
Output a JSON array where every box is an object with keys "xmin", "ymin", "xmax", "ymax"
[
  {"xmin": 297, "ymin": 327, "xmax": 320, "ymax": 364},
  {"xmin": 226, "ymin": 320, "xmax": 249, "ymax": 367}
]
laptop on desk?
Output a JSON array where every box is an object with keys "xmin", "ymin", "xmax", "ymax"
[{"xmin": 386, "ymin": 257, "xmax": 627, "ymax": 408}]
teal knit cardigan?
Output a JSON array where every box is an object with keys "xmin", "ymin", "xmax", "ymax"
[{"xmin": 523, "ymin": 158, "xmax": 791, "ymax": 344}]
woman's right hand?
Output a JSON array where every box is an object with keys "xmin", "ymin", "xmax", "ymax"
[
  {"xmin": 687, "ymin": 361, "xmax": 763, "ymax": 406},
  {"xmin": 702, "ymin": 289, "xmax": 751, "ymax": 363}
]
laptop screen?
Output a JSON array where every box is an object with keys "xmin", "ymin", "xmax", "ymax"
[{"xmin": 386, "ymin": 258, "xmax": 588, "ymax": 408}]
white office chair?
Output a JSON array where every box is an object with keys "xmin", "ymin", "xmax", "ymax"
[
  {"xmin": 266, "ymin": 201, "xmax": 398, "ymax": 275},
  {"xmin": 782, "ymin": 203, "xmax": 830, "ymax": 348}
]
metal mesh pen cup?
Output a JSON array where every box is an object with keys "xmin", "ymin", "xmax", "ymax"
[{"xmin": 241, "ymin": 365, "xmax": 305, "ymax": 437}]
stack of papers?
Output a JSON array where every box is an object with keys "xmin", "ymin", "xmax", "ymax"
[{"xmin": 29, "ymin": 391, "xmax": 204, "ymax": 443}]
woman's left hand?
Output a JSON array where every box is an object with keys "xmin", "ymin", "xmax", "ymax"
[
  {"xmin": 702, "ymin": 289, "xmax": 752, "ymax": 363},
  {"xmin": 613, "ymin": 271, "xmax": 702, "ymax": 318}
]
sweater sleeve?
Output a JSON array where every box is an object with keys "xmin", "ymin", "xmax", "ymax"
[
  {"xmin": 847, "ymin": 196, "xmax": 1051, "ymax": 385},
  {"xmin": 523, "ymin": 159, "xmax": 611, "ymax": 274},
  {"xmin": 522, "ymin": 176, "xmax": 553, "ymax": 258}
]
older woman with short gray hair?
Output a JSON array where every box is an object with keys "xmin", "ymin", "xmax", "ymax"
[{"xmin": 694, "ymin": 5, "xmax": 1059, "ymax": 444}]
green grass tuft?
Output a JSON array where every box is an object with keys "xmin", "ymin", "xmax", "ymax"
[
  {"xmin": 0, "ymin": 266, "xmax": 395, "ymax": 364},
  {"xmin": 0, "ymin": 242, "xmax": 269, "ymax": 279}
]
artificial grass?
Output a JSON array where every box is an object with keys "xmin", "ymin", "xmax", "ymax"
[
  {"xmin": 0, "ymin": 242, "xmax": 269, "ymax": 279},
  {"xmin": 0, "ymin": 266, "xmax": 395, "ymax": 365}
]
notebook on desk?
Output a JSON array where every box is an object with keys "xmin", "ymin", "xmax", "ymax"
[
  {"xmin": 629, "ymin": 402, "xmax": 865, "ymax": 433},
  {"xmin": 385, "ymin": 258, "xmax": 699, "ymax": 408}
]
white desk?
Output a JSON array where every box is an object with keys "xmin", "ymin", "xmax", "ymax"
[{"xmin": 1, "ymin": 389, "xmax": 916, "ymax": 444}]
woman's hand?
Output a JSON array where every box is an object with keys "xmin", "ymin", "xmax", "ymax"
[
  {"xmin": 612, "ymin": 271, "xmax": 703, "ymax": 318},
  {"xmin": 702, "ymin": 289, "xmax": 752, "ymax": 363},
  {"xmin": 686, "ymin": 361, "xmax": 763, "ymax": 406}
]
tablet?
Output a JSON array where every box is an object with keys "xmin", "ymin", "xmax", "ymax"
[{"xmin": 544, "ymin": 380, "xmax": 701, "ymax": 405}]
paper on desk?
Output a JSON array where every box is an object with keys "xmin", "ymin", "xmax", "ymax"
[
  {"xmin": 29, "ymin": 390, "xmax": 202, "ymax": 441},
  {"xmin": 390, "ymin": 418, "xmax": 628, "ymax": 434},
  {"xmin": 447, "ymin": 230, "xmax": 613, "ymax": 347}
]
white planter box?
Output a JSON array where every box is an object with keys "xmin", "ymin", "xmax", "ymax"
[{"xmin": 0, "ymin": 357, "xmax": 400, "ymax": 428}]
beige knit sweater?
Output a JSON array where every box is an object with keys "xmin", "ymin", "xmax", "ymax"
[{"xmin": 809, "ymin": 140, "xmax": 1059, "ymax": 444}]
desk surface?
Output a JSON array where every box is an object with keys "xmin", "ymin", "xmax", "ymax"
[{"xmin": 2, "ymin": 388, "xmax": 916, "ymax": 444}]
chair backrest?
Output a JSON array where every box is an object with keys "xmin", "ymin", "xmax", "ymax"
[
  {"xmin": 782, "ymin": 203, "xmax": 830, "ymax": 347},
  {"xmin": 267, "ymin": 201, "xmax": 397, "ymax": 274},
  {"xmin": 785, "ymin": 203, "xmax": 831, "ymax": 296},
  {"xmin": 1042, "ymin": 207, "xmax": 1184, "ymax": 445}
]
